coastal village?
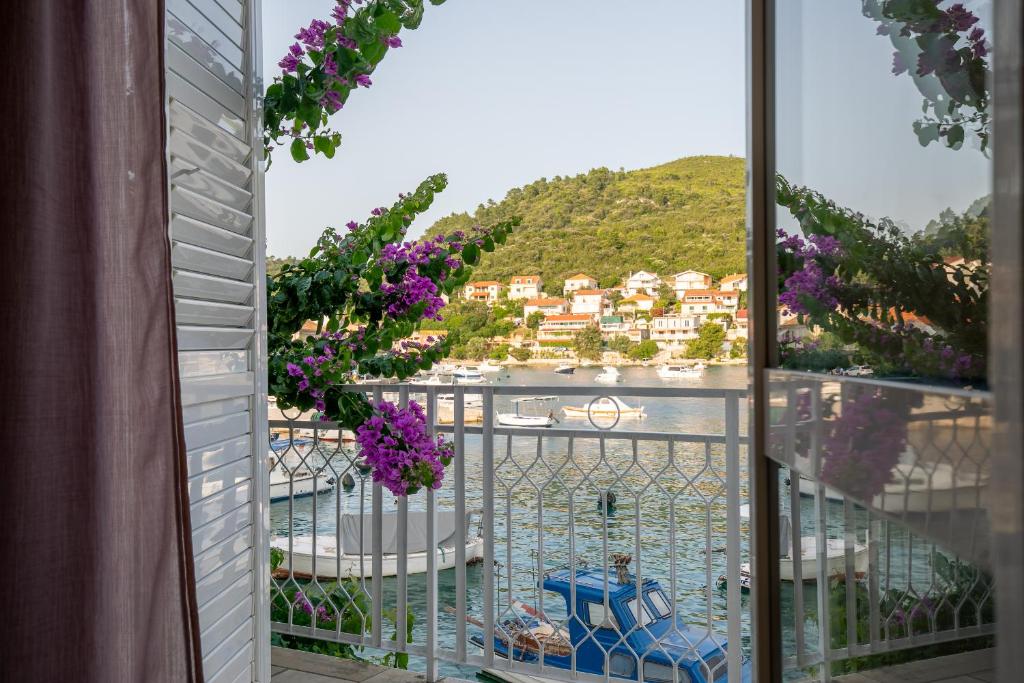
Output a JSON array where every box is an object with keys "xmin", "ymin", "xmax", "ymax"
[{"xmin": 424, "ymin": 269, "xmax": 760, "ymax": 362}]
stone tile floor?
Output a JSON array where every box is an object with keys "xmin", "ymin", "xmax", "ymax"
[{"xmin": 273, "ymin": 646, "xmax": 996, "ymax": 683}]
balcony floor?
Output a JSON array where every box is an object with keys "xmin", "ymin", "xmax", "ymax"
[
  {"xmin": 271, "ymin": 647, "xmax": 437, "ymax": 683},
  {"xmin": 272, "ymin": 646, "xmax": 995, "ymax": 683},
  {"xmin": 821, "ymin": 648, "xmax": 994, "ymax": 683}
]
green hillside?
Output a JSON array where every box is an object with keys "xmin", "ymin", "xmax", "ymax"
[{"xmin": 425, "ymin": 156, "xmax": 746, "ymax": 292}]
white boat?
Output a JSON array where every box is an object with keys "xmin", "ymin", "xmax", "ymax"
[
  {"xmin": 497, "ymin": 396, "xmax": 558, "ymax": 428},
  {"xmin": 452, "ymin": 367, "xmax": 487, "ymax": 384},
  {"xmin": 872, "ymin": 461, "xmax": 989, "ymax": 514},
  {"xmin": 477, "ymin": 360, "xmax": 503, "ymax": 373},
  {"xmin": 269, "ymin": 465, "xmax": 336, "ymax": 502},
  {"xmin": 553, "ymin": 364, "xmax": 575, "ymax": 375},
  {"xmin": 738, "ymin": 505, "xmax": 868, "ymax": 581},
  {"xmin": 561, "ymin": 396, "xmax": 645, "ymax": 420},
  {"xmin": 741, "ymin": 537, "xmax": 869, "ymax": 582},
  {"xmin": 594, "ymin": 366, "xmax": 621, "ymax": 383},
  {"xmin": 793, "ymin": 476, "xmax": 845, "ymax": 502},
  {"xmin": 269, "ymin": 437, "xmax": 335, "ymax": 502},
  {"xmin": 657, "ymin": 363, "xmax": 704, "ymax": 379},
  {"xmin": 409, "ymin": 373, "xmax": 451, "ymax": 386},
  {"xmin": 271, "ymin": 511, "xmax": 484, "ymax": 579}
]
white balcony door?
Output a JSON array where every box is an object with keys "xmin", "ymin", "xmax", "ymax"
[{"xmin": 165, "ymin": 0, "xmax": 269, "ymax": 681}]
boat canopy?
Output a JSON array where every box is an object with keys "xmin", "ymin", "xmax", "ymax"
[{"xmin": 338, "ymin": 511, "xmax": 474, "ymax": 554}]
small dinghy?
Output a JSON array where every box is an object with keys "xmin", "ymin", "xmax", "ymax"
[
  {"xmin": 553, "ymin": 364, "xmax": 575, "ymax": 375},
  {"xmin": 562, "ymin": 396, "xmax": 645, "ymax": 420},
  {"xmin": 497, "ymin": 396, "xmax": 558, "ymax": 428},
  {"xmin": 271, "ymin": 510, "xmax": 484, "ymax": 580},
  {"xmin": 439, "ymin": 393, "xmax": 484, "ymax": 409},
  {"xmin": 594, "ymin": 366, "xmax": 621, "ymax": 383}
]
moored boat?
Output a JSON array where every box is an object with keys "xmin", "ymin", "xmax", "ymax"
[
  {"xmin": 594, "ymin": 366, "xmax": 621, "ymax": 383},
  {"xmin": 657, "ymin": 363, "xmax": 704, "ymax": 379},
  {"xmin": 271, "ymin": 511, "xmax": 484, "ymax": 579},
  {"xmin": 561, "ymin": 396, "xmax": 645, "ymax": 420},
  {"xmin": 497, "ymin": 396, "xmax": 558, "ymax": 428},
  {"xmin": 553, "ymin": 363, "xmax": 575, "ymax": 375},
  {"xmin": 269, "ymin": 438, "xmax": 335, "ymax": 502},
  {"xmin": 453, "ymin": 366, "xmax": 487, "ymax": 384}
]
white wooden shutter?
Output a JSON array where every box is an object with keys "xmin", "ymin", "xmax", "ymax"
[{"xmin": 165, "ymin": 1, "xmax": 269, "ymax": 681}]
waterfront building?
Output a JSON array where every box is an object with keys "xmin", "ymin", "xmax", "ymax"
[
  {"xmin": 508, "ymin": 275, "xmax": 542, "ymax": 300},
  {"xmin": 463, "ymin": 280, "xmax": 504, "ymax": 304},
  {"xmin": 562, "ymin": 272, "xmax": 598, "ymax": 295},
  {"xmin": 570, "ymin": 289, "xmax": 606, "ymax": 317},
  {"xmin": 537, "ymin": 313, "xmax": 592, "ymax": 345},
  {"xmin": 719, "ymin": 273, "xmax": 748, "ymax": 292},
  {"xmin": 617, "ymin": 293, "xmax": 655, "ymax": 314},
  {"xmin": 624, "ymin": 270, "xmax": 661, "ymax": 296},
  {"xmin": 523, "ymin": 297, "xmax": 568, "ymax": 319},
  {"xmin": 671, "ymin": 270, "xmax": 712, "ymax": 297}
]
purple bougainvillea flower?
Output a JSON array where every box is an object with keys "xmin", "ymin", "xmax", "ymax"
[{"xmin": 355, "ymin": 74, "xmax": 372, "ymax": 88}]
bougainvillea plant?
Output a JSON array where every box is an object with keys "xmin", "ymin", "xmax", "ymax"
[
  {"xmin": 863, "ymin": 0, "xmax": 991, "ymax": 153},
  {"xmin": 776, "ymin": 175, "xmax": 987, "ymax": 385},
  {"xmin": 264, "ymin": 0, "xmax": 447, "ymax": 164},
  {"xmin": 267, "ymin": 174, "xmax": 517, "ymax": 494}
]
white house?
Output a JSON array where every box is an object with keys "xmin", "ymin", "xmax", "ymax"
[
  {"xmin": 624, "ymin": 270, "xmax": 662, "ymax": 297},
  {"xmin": 523, "ymin": 297, "xmax": 568, "ymax": 318},
  {"xmin": 716, "ymin": 290, "xmax": 740, "ymax": 311},
  {"xmin": 650, "ymin": 315, "xmax": 698, "ymax": 348},
  {"xmin": 679, "ymin": 289, "xmax": 722, "ymax": 318},
  {"xmin": 727, "ymin": 308, "xmax": 749, "ymax": 341},
  {"xmin": 617, "ymin": 293, "xmax": 656, "ymax": 313},
  {"xmin": 719, "ymin": 273, "xmax": 748, "ymax": 292},
  {"xmin": 508, "ymin": 274, "xmax": 542, "ymax": 300},
  {"xmin": 537, "ymin": 313, "xmax": 593, "ymax": 345},
  {"xmin": 672, "ymin": 270, "xmax": 712, "ymax": 297},
  {"xmin": 571, "ymin": 289, "xmax": 606, "ymax": 317},
  {"xmin": 563, "ymin": 272, "xmax": 598, "ymax": 295},
  {"xmin": 463, "ymin": 280, "xmax": 503, "ymax": 304}
]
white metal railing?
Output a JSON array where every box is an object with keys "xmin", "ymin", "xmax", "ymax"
[
  {"xmin": 768, "ymin": 373, "xmax": 995, "ymax": 679},
  {"xmin": 266, "ymin": 381, "xmax": 992, "ymax": 683},
  {"xmin": 269, "ymin": 384, "xmax": 749, "ymax": 683}
]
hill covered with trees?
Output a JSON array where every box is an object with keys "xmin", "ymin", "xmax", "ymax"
[{"xmin": 424, "ymin": 156, "xmax": 746, "ymax": 291}]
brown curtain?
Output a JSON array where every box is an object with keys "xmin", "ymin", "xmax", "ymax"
[{"xmin": 0, "ymin": 2, "xmax": 203, "ymax": 681}]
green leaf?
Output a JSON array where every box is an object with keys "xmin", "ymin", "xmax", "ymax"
[
  {"xmin": 375, "ymin": 10, "xmax": 401, "ymax": 34},
  {"xmin": 313, "ymin": 135, "xmax": 336, "ymax": 158},
  {"xmin": 290, "ymin": 138, "xmax": 310, "ymax": 162},
  {"xmin": 462, "ymin": 242, "xmax": 479, "ymax": 265},
  {"xmin": 945, "ymin": 124, "xmax": 965, "ymax": 150}
]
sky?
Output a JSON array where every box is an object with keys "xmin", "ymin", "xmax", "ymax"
[{"xmin": 261, "ymin": 1, "xmax": 746, "ymax": 257}]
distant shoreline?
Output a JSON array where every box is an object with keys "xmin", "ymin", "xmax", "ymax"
[{"xmin": 491, "ymin": 357, "xmax": 748, "ymax": 368}]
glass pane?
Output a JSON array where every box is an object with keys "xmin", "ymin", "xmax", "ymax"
[{"xmin": 774, "ymin": 1, "xmax": 992, "ymax": 389}]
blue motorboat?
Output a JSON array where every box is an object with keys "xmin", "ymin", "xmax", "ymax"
[{"xmin": 470, "ymin": 560, "xmax": 750, "ymax": 683}]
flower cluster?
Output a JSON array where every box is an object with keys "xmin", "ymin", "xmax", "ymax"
[
  {"xmin": 294, "ymin": 590, "xmax": 336, "ymax": 625},
  {"xmin": 777, "ymin": 229, "xmax": 843, "ymax": 316},
  {"xmin": 355, "ymin": 401, "xmax": 454, "ymax": 496},
  {"xmin": 820, "ymin": 389, "xmax": 907, "ymax": 501}
]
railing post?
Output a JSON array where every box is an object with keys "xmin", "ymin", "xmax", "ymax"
[
  {"xmin": 454, "ymin": 385, "xmax": 467, "ymax": 662},
  {"xmin": 397, "ymin": 386, "xmax": 410, "ymax": 654},
  {"xmin": 482, "ymin": 386, "xmax": 495, "ymax": 666},
  {"xmin": 725, "ymin": 394, "xmax": 743, "ymax": 683},
  {"xmin": 425, "ymin": 387, "xmax": 439, "ymax": 681},
  {"xmin": 371, "ymin": 386, "xmax": 384, "ymax": 647}
]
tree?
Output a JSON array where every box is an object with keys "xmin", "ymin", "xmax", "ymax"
[
  {"xmin": 572, "ymin": 325, "xmax": 604, "ymax": 361},
  {"xmin": 655, "ymin": 283, "xmax": 676, "ymax": 310},
  {"xmin": 526, "ymin": 311, "xmax": 545, "ymax": 330},
  {"xmin": 730, "ymin": 337, "xmax": 748, "ymax": 359},
  {"xmin": 509, "ymin": 347, "xmax": 532, "ymax": 362},
  {"xmin": 464, "ymin": 337, "xmax": 488, "ymax": 361},
  {"xmin": 608, "ymin": 335, "xmax": 632, "ymax": 354},
  {"xmin": 687, "ymin": 323, "xmax": 726, "ymax": 359},
  {"xmin": 488, "ymin": 343, "xmax": 510, "ymax": 361},
  {"xmin": 628, "ymin": 340, "xmax": 659, "ymax": 361}
]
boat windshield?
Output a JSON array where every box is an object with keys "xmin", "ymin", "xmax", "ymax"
[
  {"xmin": 625, "ymin": 596, "xmax": 655, "ymax": 627},
  {"xmin": 585, "ymin": 600, "xmax": 619, "ymax": 630},
  {"xmin": 645, "ymin": 589, "xmax": 672, "ymax": 618}
]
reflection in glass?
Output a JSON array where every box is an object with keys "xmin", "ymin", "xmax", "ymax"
[{"xmin": 774, "ymin": 1, "xmax": 992, "ymax": 388}]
